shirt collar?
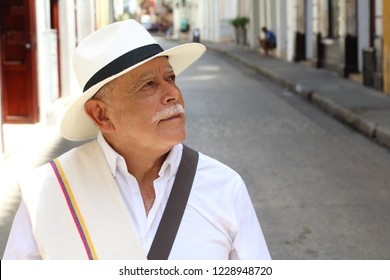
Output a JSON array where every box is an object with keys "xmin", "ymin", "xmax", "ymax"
[{"xmin": 97, "ymin": 132, "xmax": 182, "ymax": 179}]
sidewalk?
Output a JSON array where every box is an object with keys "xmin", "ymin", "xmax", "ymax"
[{"xmin": 204, "ymin": 41, "xmax": 390, "ymax": 150}]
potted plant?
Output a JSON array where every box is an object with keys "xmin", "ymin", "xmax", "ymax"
[{"xmin": 230, "ymin": 16, "xmax": 249, "ymax": 45}]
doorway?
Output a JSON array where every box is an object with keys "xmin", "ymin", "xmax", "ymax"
[{"xmin": 1, "ymin": 0, "xmax": 38, "ymax": 123}]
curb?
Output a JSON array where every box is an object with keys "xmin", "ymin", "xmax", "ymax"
[
  {"xmin": 208, "ymin": 44, "xmax": 390, "ymax": 150},
  {"xmin": 376, "ymin": 126, "xmax": 390, "ymax": 148}
]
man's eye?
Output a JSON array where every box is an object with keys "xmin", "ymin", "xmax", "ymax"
[
  {"xmin": 143, "ymin": 81, "xmax": 154, "ymax": 89},
  {"xmin": 167, "ymin": 75, "xmax": 176, "ymax": 82}
]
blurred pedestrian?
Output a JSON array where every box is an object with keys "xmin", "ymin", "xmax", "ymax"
[
  {"xmin": 192, "ymin": 28, "xmax": 200, "ymax": 43},
  {"xmin": 180, "ymin": 18, "xmax": 190, "ymax": 42},
  {"xmin": 259, "ymin": 26, "xmax": 276, "ymax": 56}
]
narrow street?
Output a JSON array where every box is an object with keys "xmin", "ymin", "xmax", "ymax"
[
  {"xmin": 1, "ymin": 38, "xmax": 390, "ymax": 259},
  {"xmin": 161, "ymin": 39, "xmax": 390, "ymax": 259}
]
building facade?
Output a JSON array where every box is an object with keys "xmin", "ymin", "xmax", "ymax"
[
  {"xmin": 1, "ymin": 0, "xmax": 389, "ymax": 155},
  {"xmin": 0, "ymin": 0, "xmax": 103, "ymax": 156},
  {"xmin": 171, "ymin": 0, "xmax": 389, "ymax": 95}
]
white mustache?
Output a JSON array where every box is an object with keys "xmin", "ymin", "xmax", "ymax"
[{"xmin": 151, "ymin": 104, "xmax": 185, "ymax": 123}]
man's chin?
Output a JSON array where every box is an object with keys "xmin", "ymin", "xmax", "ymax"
[{"xmin": 165, "ymin": 131, "xmax": 186, "ymax": 148}]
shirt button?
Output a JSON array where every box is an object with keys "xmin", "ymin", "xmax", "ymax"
[{"xmin": 131, "ymin": 189, "xmax": 138, "ymax": 194}]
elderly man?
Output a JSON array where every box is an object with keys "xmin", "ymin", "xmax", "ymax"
[{"xmin": 3, "ymin": 20, "xmax": 270, "ymax": 260}]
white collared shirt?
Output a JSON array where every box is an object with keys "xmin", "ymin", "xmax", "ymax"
[{"xmin": 3, "ymin": 133, "xmax": 270, "ymax": 260}]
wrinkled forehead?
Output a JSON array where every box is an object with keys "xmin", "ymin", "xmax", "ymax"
[
  {"xmin": 99, "ymin": 57, "xmax": 175, "ymax": 96},
  {"xmin": 118, "ymin": 56, "xmax": 174, "ymax": 81}
]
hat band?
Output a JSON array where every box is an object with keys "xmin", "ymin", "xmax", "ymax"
[{"xmin": 83, "ymin": 43, "xmax": 164, "ymax": 92}]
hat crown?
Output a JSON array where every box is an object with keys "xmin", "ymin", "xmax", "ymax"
[{"xmin": 73, "ymin": 19, "xmax": 157, "ymax": 90}]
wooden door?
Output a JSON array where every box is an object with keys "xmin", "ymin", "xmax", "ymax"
[
  {"xmin": 0, "ymin": 0, "xmax": 38, "ymax": 123},
  {"xmin": 51, "ymin": 0, "xmax": 61, "ymax": 97}
]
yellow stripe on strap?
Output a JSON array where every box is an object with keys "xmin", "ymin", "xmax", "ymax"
[{"xmin": 51, "ymin": 159, "xmax": 98, "ymax": 260}]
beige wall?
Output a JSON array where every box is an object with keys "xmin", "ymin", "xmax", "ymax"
[{"xmin": 96, "ymin": 0, "xmax": 109, "ymax": 29}]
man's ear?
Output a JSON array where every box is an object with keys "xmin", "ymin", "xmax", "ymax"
[{"xmin": 84, "ymin": 99, "xmax": 114, "ymax": 133}]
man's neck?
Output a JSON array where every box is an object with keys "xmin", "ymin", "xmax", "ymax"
[
  {"xmin": 105, "ymin": 136, "xmax": 171, "ymax": 181},
  {"xmin": 124, "ymin": 148, "xmax": 168, "ymax": 184}
]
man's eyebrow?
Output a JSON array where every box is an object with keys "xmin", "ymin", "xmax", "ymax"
[
  {"xmin": 123, "ymin": 71, "xmax": 154, "ymax": 95},
  {"xmin": 137, "ymin": 66, "xmax": 175, "ymax": 82},
  {"xmin": 128, "ymin": 66, "xmax": 175, "ymax": 92},
  {"xmin": 139, "ymin": 72, "xmax": 155, "ymax": 82}
]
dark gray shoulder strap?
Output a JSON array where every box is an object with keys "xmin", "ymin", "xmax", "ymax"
[{"xmin": 147, "ymin": 145, "xmax": 199, "ymax": 260}]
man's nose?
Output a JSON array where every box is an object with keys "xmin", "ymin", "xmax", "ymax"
[{"xmin": 161, "ymin": 81, "xmax": 181, "ymax": 104}]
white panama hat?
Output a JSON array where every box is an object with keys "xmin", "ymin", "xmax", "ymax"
[{"xmin": 60, "ymin": 19, "xmax": 206, "ymax": 141}]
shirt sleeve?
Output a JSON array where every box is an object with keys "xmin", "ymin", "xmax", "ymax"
[
  {"xmin": 2, "ymin": 201, "xmax": 42, "ymax": 260},
  {"xmin": 229, "ymin": 178, "xmax": 271, "ymax": 260}
]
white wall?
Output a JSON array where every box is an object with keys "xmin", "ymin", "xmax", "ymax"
[
  {"xmin": 172, "ymin": 0, "xmax": 237, "ymax": 43},
  {"xmin": 59, "ymin": 0, "xmax": 80, "ymax": 99},
  {"xmin": 277, "ymin": 0, "xmax": 289, "ymax": 60},
  {"xmin": 357, "ymin": 0, "xmax": 370, "ymax": 71},
  {"xmin": 200, "ymin": 0, "xmax": 217, "ymax": 42},
  {"xmin": 31, "ymin": 0, "xmax": 96, "ymax": 126},
  {"xmin": 375, "ymin": 0, "xmax": 383, "ymax": 37},
  {"xmin": 34, "ymin": 0, "xmax": 61, "ymax": 124},
  {"xmin": 306, "ymin": 0, "xmax": 313, "ymax": 59},
  {"xmin": 258, "ymin": 0, "xmax": 266, "ymax": 30},
  {"xmin": 76, "ymin": 0, "xmax": 96, "ymax": 42},
  {"xmin": 220, "ymin": 0, "xmax": 236, "ymax": 42},
  {"xmin": 59, "ymin": 0, "xmax": 76, "ymax": 94}
]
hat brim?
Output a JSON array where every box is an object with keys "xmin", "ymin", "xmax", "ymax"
[{"xmin": 60, "ymin": 43, "xmax": 206, "ymax": 141}]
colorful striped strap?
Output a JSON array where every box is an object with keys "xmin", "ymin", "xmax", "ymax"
[{"xmin": 50, "ymin": 159, "xmax": 98, "ymax": 260}]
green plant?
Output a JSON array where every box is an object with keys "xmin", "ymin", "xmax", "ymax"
[
  {"xmin": 230, "ymin": 16, "xmax": 249, "ymax": 28},
  {"xmin": 116, "ymin": 12, "xmax": 133, "ymax": 22}
]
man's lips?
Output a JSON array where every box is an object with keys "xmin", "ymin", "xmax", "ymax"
[{"xmin": 160, "ymin": 113, "xmax": 183, "ymax": 122}]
